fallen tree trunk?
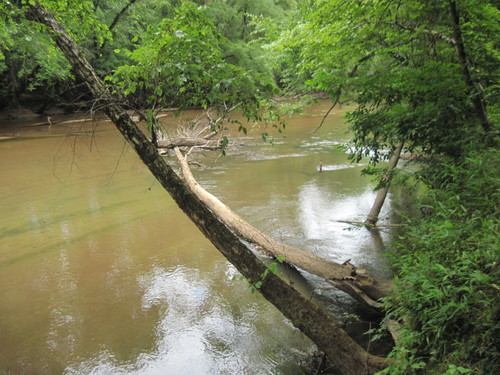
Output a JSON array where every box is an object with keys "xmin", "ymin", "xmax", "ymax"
[
  {"xmin": 174, "ymin": 148, "xmax": 392, "ymax": 310},
  {"xmin": 23, "ymin": 2, "xmax": 389, "ymax": 373}
]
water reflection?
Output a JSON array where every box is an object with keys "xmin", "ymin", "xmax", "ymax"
[
  {"xmin": 0, "ymin": 102, "xmax": 401, "ymax": 374},
  {"xmin": 298, "ymin": 181, "xmax": 392, "ymax": 278},
  {"xmin": 65, "ymin": 265, "xmax": 309, "ymax": 375}
]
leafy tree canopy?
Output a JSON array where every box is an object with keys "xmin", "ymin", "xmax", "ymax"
[
  {"xmin": 0, "ymin": 0, "xmax": 289, "ymax": 110},
  {"xmin": 263, "ymin": 0, "xmax": 499, "ymax": 161},
  {"xmin": 108, "ymin": 1, "xmax": 276, "ymax": 117}
]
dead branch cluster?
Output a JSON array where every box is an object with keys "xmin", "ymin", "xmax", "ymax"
[{"xmin": 153, "ymin": 110, "xmax": 229, "ymax": 154}]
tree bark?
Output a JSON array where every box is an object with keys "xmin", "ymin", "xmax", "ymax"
[
  {"xmin": 108, "ymin": 0, "xmax": 139, "ymax": 33},
  {"xmin": 98, "ymin": 0, "xmax": 139, "ymax": 51},
  {"xmin": 448, "ymin": 0, "xmax": 491, "ymax": 135},
  {"xmin": 364, "ymin": 141, "xmax": 404, "ymax": 228},
  {"xmin": 174, "ymin": 147, "xmax": 391, "ymax": 310},
  {"xmin": 22, "ymin": 2, "xmax": 389, "ymax": 373}
]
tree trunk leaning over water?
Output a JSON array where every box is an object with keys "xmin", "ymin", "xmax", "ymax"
[
  {"xmin": 364, "ymin": 141, "xmax": 404, "ymax": 228},
  {"xmin": 174, "ymin": 147, "xmax": 391, "ymax": 310},
  {"xmin": 22, "ymin": 2, "xmax": 389, "ymax": 373}
]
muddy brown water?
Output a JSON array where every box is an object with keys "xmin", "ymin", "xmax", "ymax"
[{"xmin": 0, "ymin": 103, "xmax": 400, "ymax": 374}]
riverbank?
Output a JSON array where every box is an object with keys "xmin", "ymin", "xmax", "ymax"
[
  {"xmin": 0, "ymin": 107, "xmax": 101, "ymax": 138},
  {"xmin": 380, "ymin": 148, "xmax": 499, "ymax": 374}
]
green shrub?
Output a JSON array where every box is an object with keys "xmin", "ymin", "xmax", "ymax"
[{"xmin": 380, "ymin": 149, "xmax": 500, "ymax": 374}]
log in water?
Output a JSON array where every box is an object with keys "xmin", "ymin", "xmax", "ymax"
[{"xmin": 0, "ymin": 103, "xmax": 400, "ymax": 374}]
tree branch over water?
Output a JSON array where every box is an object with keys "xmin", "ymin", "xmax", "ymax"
[{"xmin": 20, "ymin": 1, "xmax": 389, "ymax": 373}]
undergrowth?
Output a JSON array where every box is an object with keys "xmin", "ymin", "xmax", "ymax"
[{"xmin": 378, "ymin": 148, "xmax": 499, "ymax": 374}]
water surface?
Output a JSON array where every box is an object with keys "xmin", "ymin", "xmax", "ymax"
[{"xmin": 0, "ymin": 103, "xmax": 398, "ymax": 374}]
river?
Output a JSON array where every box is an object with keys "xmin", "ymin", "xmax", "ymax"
[{"xmin": 0, "ymin": 102, "xmax": 400, "ymax": 374}]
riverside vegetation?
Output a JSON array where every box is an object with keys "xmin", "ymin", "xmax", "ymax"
[{"xmin": 1, "ymin": 1, "xmax": 499, "ymax": 374}]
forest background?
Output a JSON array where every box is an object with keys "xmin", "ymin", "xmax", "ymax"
[{"xmin": 1, "ymin": 0, "xmax": 499, "ymax": 374}]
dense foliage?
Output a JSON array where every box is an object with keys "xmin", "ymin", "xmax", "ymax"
[
  {"xmin": 3, "ymin": 1, "xmax": 499, "ymax": 374},
  {"xmin": 382, "ymin": 150, "xmax": 499, "ymax": 374},
  {"xmin": 262, "ymin": 0, "xmax": 499, "ymax": 161},
  {"xmin": 107, "ymin": 2, "xmax": 273, "ymax": 115},
  {"xmin": 259, "ymin": 1, "xmax": 499, "ymax": 373},
  {"xmin": 0, "ymin": 0, "xmax": 289, "ymax": 110}
]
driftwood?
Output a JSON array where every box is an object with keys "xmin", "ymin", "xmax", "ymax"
[
  {"xmin": 174, "ymin": 148, "xmax": 392, "ymax": 310},
  {"xmin": 157, "ymin": 137, "xmax": 221, "ymax": 150},
  {"xmin": 155, "ymin": 107, "xmax": 234, "ymax": 151}
]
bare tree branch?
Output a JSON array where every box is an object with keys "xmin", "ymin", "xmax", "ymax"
[{"xmin": 310, "ymin": 53, "xmax": 374, "ymax": 134}]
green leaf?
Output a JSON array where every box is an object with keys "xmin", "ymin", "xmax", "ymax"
[
  {"xmin": 269, "ymin": 262, "xmax": 277, "ymax": 274},
  {"xmin": 410, "ymin": 361, "xmax": 426, "ymax": 369}
]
